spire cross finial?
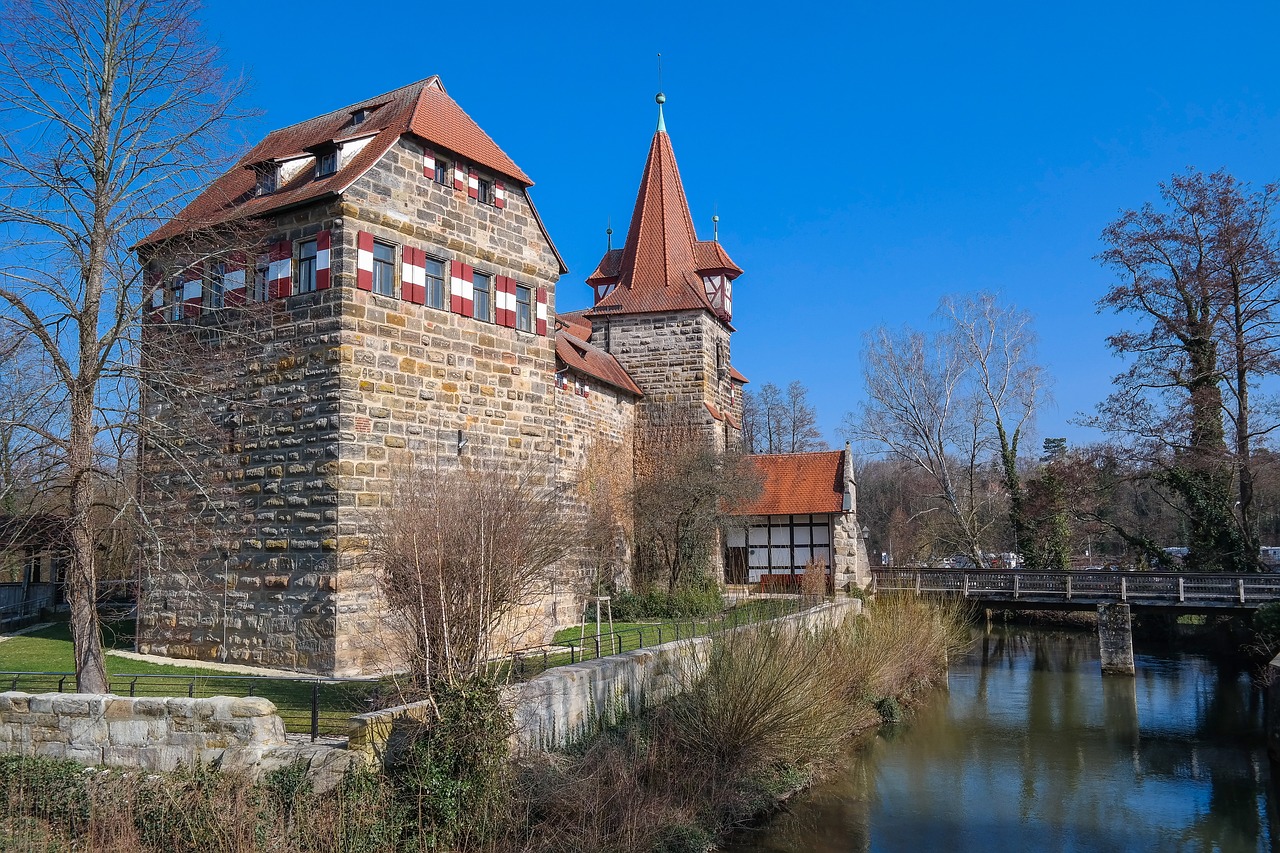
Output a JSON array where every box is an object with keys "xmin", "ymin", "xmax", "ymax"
[{"xmin": 656, "ymin": 53, "xmax": 666, "ymax": 132}]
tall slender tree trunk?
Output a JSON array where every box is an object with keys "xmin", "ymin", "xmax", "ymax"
[{"xmin": 67, "ymin": 391, "xmax": 107, "ymax": 693}]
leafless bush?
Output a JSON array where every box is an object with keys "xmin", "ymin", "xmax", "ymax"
[{"xmin": 371, "ymin": 461, "xmax": 574, "ymax": 703}]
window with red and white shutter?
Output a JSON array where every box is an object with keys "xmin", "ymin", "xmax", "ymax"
[{"xmin": 356, "ymin": 231, "xmax": 374, "ymax": 291}]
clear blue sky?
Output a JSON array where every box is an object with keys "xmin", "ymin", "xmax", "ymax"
[{"xmin": 201, "ymin": 0, "xmax": 1280, "ymax": 450}]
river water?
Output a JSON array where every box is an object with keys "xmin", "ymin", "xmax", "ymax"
[{"xmin": 725, "ymin": 626, "xmax": 1274, "ymax": 852}]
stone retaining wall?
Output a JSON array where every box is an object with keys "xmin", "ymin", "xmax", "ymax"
[
  {"xmin": 347, "ymin": 598, "xmax": 863, "ymax": 760},
  {"xmin": 0, "ymin": 692, "xmax": 286, "ymax": 773}
]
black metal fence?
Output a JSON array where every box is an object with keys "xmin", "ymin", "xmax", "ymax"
[
  {"xmin": 490, "ymin": 594, "xmax": 828, "ymax": 682},
  {"xmin": 0, "ymin": 671, "xmax": 379, "ymax": 740},
  {"xmin": 0, "ymin": 594, "xmax": 834, "ymax": 740}
]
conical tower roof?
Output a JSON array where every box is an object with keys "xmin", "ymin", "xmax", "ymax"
[{"xmin": 586, "ymin": 98, "xmax": 740, "ymax": 317}]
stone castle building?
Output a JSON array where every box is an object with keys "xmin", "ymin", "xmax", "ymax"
[{"xmin": 136, "ymin": 78, "xmax": 868, "ymax": 675}]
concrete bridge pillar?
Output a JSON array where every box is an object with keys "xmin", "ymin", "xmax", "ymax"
[{"xmin": 1097, "ymin": 602, "xmax": 1135, "ymax": 676}]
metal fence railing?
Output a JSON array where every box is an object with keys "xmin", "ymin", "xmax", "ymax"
[
  {"xmin": 489, "ymin": 594, "xmax": 828, "ymax": 682},
  {"xmin": 0, "ymin": 595, "xmax": 835, "ymax": 739},
  {"xmin": 0, "ymin": 671, "xmax": 379, "ymax": 740}
]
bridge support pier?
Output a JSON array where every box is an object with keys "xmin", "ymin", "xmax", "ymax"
[{"xmin": 1097, "ymin": 603, "xmax": 1135, "ymax": 676}]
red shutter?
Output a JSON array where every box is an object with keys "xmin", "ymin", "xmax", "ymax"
[
  {"xmin": 450, "ymin": 260, "xmax": 463, "ymax": 314},
  {"xmin": 269, "ymin": 241, "xmax": 292, "ymax": 299},
  {"xmin": 462, "ymin": 264, "xmax": 475, "ymax": 318},
  {"xmin": 356, "ymin": 231, "xmax": 374, "ymax": 291},
  {"xmin": 453, "ymin": 164, "xmax": 466, "ymax": 192},
  {"xmin": 536, "ymin": 286, "xmax": 548, "ymax": 335},
  {"xmin": 468, "ymin": 168, "xmax": 479, "ymax": 199},
  {"xmin": 225, "ymin": 251, "xmax": 247, "ymax": 306},
  {"xmin": 503, "ymin": 277, "xmax": 516, "ymax": 327},
  {"xmin": 494, "ymin": 180, "xmax": 506, "ymax": 210},
  {"xmin": 316, "ymin": 230, "xmax": 331, "ymax": 290},
  {"xmin": 422, "ymin": 150, "xmax": 435, "ymax": 178}
]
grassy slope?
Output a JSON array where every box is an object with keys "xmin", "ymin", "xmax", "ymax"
[{"xmin": 0, "ymin": 621, "xmax": 371, "ymax": 734}]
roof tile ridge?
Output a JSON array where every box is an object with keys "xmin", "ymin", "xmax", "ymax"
[
  {"xmin": 260, "ymin": 77, "xmax": 439, "ymax": 138},
  {"xmin": 417, "ymin": 83, "xmax": 532, "ymax": 187}
]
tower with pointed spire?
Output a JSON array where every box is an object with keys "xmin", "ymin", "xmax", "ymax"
[{"xmin": 580, "ymin": 93, "xmax": 744, "ymax": 448}]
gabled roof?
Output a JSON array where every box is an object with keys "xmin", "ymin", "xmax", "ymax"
[
  {"xmin": 556, "ymin": 331, "xmax": 643, "ymax": 397},
  {"xmin": 554, "ymin": 309, "xmax": 594, "ymax": 341},
  {"xmin": 141, "ymin": 77, "xmax": 543, "ymax": 249},
  {"xmin": 585, "ymin": 110, "xmax": 741, "ymax": 317},
  {"xmin": 732, "ymin": 450, "xmax": 846, "ymax": 516}
]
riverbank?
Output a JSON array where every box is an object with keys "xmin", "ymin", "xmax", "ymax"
[
  {"xmin": 0, "ymin": 595, "xmax": 968, "ymax": 853},
  {"xmin": 723, "ymin": 623, "xmax": 1274, "ymax": 852}
]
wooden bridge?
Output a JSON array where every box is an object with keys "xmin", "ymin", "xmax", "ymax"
[
  {"xmin": 869, "ymin": 567, "xmax": 1280, "ymax": 676},
  {"xmin": 870, "ymin": 568, "xmax": 1280, "ymax": 610}
]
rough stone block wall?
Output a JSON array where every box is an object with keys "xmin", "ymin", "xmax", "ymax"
[
  {"xmin": 0, "ymin": 692, "xmax": 286, "ymax": 773},
  {"xmin": 833, "ymin": 511, "xmax": 871, "ymax": 589},
  {"xmin": 139, "ymin": 202, "xmax": 345, "ymax": 672},
  {"xmin": 330, "ymin": 137, "xmax": 565, "ymax": 674},
  {"xmin": 554, "ymin": 378, "xmax": 638, "ymax": 594},
  {"xmin": 140, "ymin": 135, "xmax": 571, "ymax": 676}
]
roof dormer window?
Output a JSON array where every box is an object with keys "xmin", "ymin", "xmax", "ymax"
[
  {"xmin": 315, "ymin": 149, "xmax": 337, "ymax": 178},
  {"xmin": 351, "ymin": 107, "xmax": 371, "ymax": 125},
  {"xmin": 255, "ymin": 164, "xmax": 279, "ymax": 195}
]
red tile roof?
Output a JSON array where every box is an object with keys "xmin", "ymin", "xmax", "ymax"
[
  {"xmin": 732, "ymin": 450, "xmax": 846, "ymax": 516},
  {"xmin": 585, "ymin": 124, "xmax": 741, "ymax": 317},
  {"xmin": 141, "ymin": 77, "xmax": 543, "ymax": 249},
  {"xmin": 556, "ymin": 331, "xmax": 642, "ymax": 397},
  {"xmin": 729, "ymin": 366, "xmax": 749, "ymax": 384},
  {"xmin": 555, "ymin": 309, "xmax": 594, "ymax": 341}
]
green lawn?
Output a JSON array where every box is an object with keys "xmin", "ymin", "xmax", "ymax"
[{"xmin": 0, "ymin": 621, "xmax": 376, "ymax": 736}]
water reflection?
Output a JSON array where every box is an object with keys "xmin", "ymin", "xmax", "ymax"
[{"xmin": 725, "ymin": 627, "xmax": 1272, "ymax": 853}]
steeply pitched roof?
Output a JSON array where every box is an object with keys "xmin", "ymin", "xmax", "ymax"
[
  {"xmin": 729, "ymin": 366, "xmax": 749, "ymax": 384},
  {"xmin": 556, "ymin": 331, "xmax": 643, "ymax": 397},
  {"xmin": 554, "ymin": 309, "xmax": 594, "ymax": 341},
  {"xmin": 141, "ymin": 77, "xmax": 541, "ymax": 248},
  {"xmin": 732, "ymin": 450, "xmax": 846, "ymax": 516},
  {"xmin": 585, "ymin": 114, "xmax": 741, "ymax": 317}
]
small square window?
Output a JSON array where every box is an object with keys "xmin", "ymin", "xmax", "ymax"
[
  {"xmin": 372, "ymin": 241, "xmax": 395, "ymax": 296},
  {"xmin": 316, "ymin": 151, "xmax": 337, "ymax": 178},
  {"xmin": 424, "ymin": 256, "xmax": 446, "ymax": 309},
  {"xmin": 515, "ymin": 284, "xmax": 533, "ymax": 332},
  {"xmin": 434, "ymin": 158, "xmax": 450, "ymax": 185},
  {"xmin": 473, "ymin": 272, "xmax": 492, "ymax": 322},
  {"xmin": 297, "ymin": 239, "xmax": 317, "ymax": 293},
  {"xmin": 477, "ymin": 178, "xmax": 493, "ymax": 205}
]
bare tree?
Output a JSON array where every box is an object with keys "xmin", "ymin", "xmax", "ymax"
[
  {"xmin": 0, "ymin": 0, "xmax": 246, "ymax": 690},
  {"xmin": 742, "ymin": 380, "xmax": 825, "ymax": 454},
  {"xmin": 632, "ymin": 407, "xmax": 761, "ymax": 592},
  {"xmin": 1095, "ymin": 169, "xmax": 1280, "ymax": 572},
  {"xmin": 942, "ymin": 294, "xmax": 1043, "ymax": 563},
  {"xmin": 847, "ymin": 292, "xmax": 1044, "ymax": 566},
  {"xmin": 371, "ymin": 462, "xmax": 572, "ymax": 702}
]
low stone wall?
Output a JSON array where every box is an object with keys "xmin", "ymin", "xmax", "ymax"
[
  {"xmin": 0, "ymin": 692, "xmax": 286, "ymax": 773},
  {"xmin": 0, "ymin": 690, "xmax": 364, "ymax": 791},
  {"xmin": 347, "ymin": 598, "xmax": 863, "ymax": 760}
]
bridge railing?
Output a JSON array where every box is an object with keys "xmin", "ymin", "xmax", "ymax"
[{"xmin": 870, "ymin": 568, "xmax": 1280, "ymax": 606}]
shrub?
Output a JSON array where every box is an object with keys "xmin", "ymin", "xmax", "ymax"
[
  {"xmin": 385, "ymin": 679, "xmax": 514, "ymax": 848},
  {"xmin": 611, "ymin": 575, "xmax": 724, "ymax": 621}
]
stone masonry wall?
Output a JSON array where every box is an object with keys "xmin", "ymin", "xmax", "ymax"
[
  {"xmin": 346, "ymin": 599, "xmax": 863, "ymax": 759},
  {"xmin": 0, "ymin": 692, "xmax": 286, "ymax": 773},
  {"xmin": 140, "ymin": 133, "xmax": 567, "ymax": 676},
  {"xmin": 328, "ymin": 137, "xmax": 565, "ymax": 674},
  {"xmin": 554, "ymin": 373, "xmax": 638, "ymax": 593},
  {"xmin": 139, "ymin": 201, "xmax": 346, "ymax": 673}
]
